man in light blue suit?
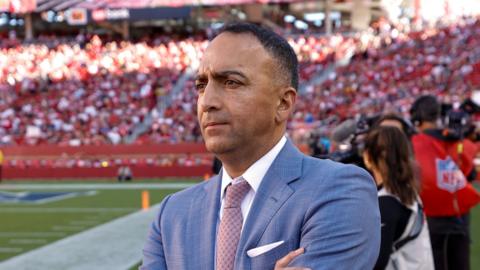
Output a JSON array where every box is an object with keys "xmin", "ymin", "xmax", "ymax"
[{"xmin": 141, "ymin": 23, "xmax": 380, "ymax": 270}]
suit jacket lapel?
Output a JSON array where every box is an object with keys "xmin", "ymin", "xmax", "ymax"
[
  {"xmin": 235, "ymin": 140, "xmax": 303, "ymax": 267},
  {"xmin": 189, "ymin": 173, "xmax": 222, "ymax": 270}
]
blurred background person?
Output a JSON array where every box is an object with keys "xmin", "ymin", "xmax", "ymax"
[
  {"xmin": 410, "ymin": 95, "xmax": 480, "ymax": 270},
  {"xmin": 117, "ymin": 165, "xmax": 132, "ymax": 182},
  {"xmin": 363, "ymin": 126, "xmax": 434, "ymax": 270}
]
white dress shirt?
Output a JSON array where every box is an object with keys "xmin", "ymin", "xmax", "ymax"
[{"xmin": 219, "ymin": 136, "xmax": 287, "ymax": 226}]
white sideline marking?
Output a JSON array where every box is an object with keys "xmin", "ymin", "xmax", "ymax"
[
  {"xmin": 0, "ymin": 204, "xmax": 161, "ymax": 270},
  {"xmin": 0, "ymin": 247, "xmax": 22, "ymax": 253},
  {"xmin": 0, "ymin": 232, "xmax": 66, "ymax": 238},
  {"xmin": 0, "ymin": 182, "xmax": 196, "ymax": 190},
  {"xmin": 9, "ymin": 239, "xmax": 48, "ymax": 245},
  {"xmin": 51, "ymin": 226, "xmax": 85, "ymax": 231}
]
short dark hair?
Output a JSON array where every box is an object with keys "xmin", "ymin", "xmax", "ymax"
[
  {"xmin": 410, "ymin": 95, "xmax": 440, "ymax": 125},
  {"xmin": 217, "ymin": 22, "xmax": 299, "ymax": 90}
]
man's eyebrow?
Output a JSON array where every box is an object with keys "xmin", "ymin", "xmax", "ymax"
[
  {"xmin": 195, "ymin": 70, "xmax": 248, "ymax": 81},
  {"xmin": 213, "ymin": 70, "xmax": 247, "ymax": 80},
  {"xmin": 194, "ymin": 74, "xmax": 207, "ymax": 81}
]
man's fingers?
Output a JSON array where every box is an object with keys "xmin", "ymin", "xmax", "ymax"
[{"xmin": 274, "ymin": 247, "xmax": 305, "ymax": 268}]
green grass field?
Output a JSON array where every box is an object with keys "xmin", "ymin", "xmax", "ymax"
[
  {"xmin": 0, "ymin": 180, "xmax": 479, "ymax": 269},
  {"xmin": 0, "ymin": 184, "xmax": 182, "ymax": 262}
]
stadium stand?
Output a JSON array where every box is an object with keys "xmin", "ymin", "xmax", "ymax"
[
  {"xmin": 2, "ymin": 16, "xmax": 480, "ymax": 178},
  {"xmin": 290, "ymin": 18, "xmax": 480, "ymax": 144},
  {"xmin": 0, "ymin": 35, "xmax": 207, "ymax": 146},
  {"xmin": 0, "ymin": 32, "xmax": 358, "ymax": 146}
]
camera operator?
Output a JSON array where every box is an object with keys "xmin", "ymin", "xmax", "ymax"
[
  {"xmin": 410, "ymin": 95, "xmax": 480, "ymax": 270},
  {"xmin": 322, "ymin": 115, "xmax": 378, "ymax": 169}
]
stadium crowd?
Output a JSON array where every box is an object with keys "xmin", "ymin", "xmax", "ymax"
[
  {"xmin": 0, "ymin": 35, "xmax": 207, "ymax": 145},
  {"xmin": 0, "ymin": 30, "xmax": 364, "ymax": 146},
  {"xmin": 291, "ymin": 17, "xmax": 480, "ymax": 144},
  {"xmin": 1, "ymin": 18, "xmax": 480, "ymax": 148}
]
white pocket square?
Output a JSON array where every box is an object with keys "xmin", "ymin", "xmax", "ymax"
[{"xmin": 247, "ymin": 240, "xmax": 285, "ymax": 258}]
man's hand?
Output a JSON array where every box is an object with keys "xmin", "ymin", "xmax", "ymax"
[{"xmin": 274, "ymin": 247, "xmax": 311, "ymax": 270}]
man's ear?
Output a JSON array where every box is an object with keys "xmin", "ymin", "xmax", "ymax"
[{"xmin": 275, "ymin": 87, "xmax": 296, "ymax": 124}]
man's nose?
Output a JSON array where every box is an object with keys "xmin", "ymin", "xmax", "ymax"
[{"xmin": 199, "ymin": 82, "xmax": 221, "ymax": 112}]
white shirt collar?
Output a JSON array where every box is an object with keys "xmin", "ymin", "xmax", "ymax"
[{"xmin": 220, "ymin": 136, "xmax": 287, "ymax": 199}]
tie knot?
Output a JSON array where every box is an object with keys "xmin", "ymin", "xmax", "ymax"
[{"xmin": 224, "ymin": 179, "xmax": 250, "ymax": 208}]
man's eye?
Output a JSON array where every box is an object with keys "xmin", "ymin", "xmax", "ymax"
[
  {"xmin": 195, "ymin": 83, "xmax": 206, "ymax": 90},
  {"xmin": 225, "ymin": 80, "xmax": 240, "ymax": 87}
]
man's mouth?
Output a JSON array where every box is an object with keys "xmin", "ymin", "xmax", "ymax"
[{"xmin": 204, "ymin": 122, "xmax": 228, "ymax": 129}]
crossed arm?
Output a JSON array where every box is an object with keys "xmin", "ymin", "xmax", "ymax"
[
  {"xmin": 141, "ymin": 166, "xmax": 381, "ymax": 270},
  {"xmin": 286, "ymin": 165, "xmax": 381, "ymax": 269}
]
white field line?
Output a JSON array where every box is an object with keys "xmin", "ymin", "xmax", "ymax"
[
  {"xmin": 0, "ymin": 204, "xmax": 161, "ymax": 270},
  {"xmin": 0, "ymin": 232, "xmax": 66, "ymax": 238},
  {"xmin": 9, "ymin": 239, "xmax": 48, "ymax": 245},
  {"xmin": 0, "ymin": 182, "xmax": 196, "ymax": 190},
  {"xmin": 0, "ymin": 248, "xmax": 22, "ymax": 253},
  {"xmin": 51, "ymin": 226, "xmax": 86, "ymax": 231}
]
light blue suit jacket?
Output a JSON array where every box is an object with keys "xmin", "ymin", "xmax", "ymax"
[{"xmin": 141, "ymin": 140, "xmax": 380, "ymax": 269}]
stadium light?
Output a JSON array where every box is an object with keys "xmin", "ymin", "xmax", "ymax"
[
  {"xmin": 0, "ymin": 14, "xmax": 7, "ymax": 26},
  {"xmin": 304, "ymin": 12, "xmax": 325, "ymax": 21},
  {"xmin": 294, "ymin": 20, "xmax": 308, "ymax": 30},
  {"xmin": 284, "ymin": 14, "xmax": 295, "ymax": 23}
]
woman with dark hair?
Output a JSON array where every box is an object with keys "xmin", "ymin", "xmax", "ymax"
[{"xmin": 363, "ymin": 126, "xmax": 434, "ymax": 270}]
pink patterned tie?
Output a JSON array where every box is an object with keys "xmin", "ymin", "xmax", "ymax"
[{"xmin": 216, "ymin": 179, "xmax": 251, "ymax": 270}]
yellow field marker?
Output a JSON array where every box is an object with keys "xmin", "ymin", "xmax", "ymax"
[{"xmin": 141, "ymin": 191, "xmax": 150, "ymax": 211}]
